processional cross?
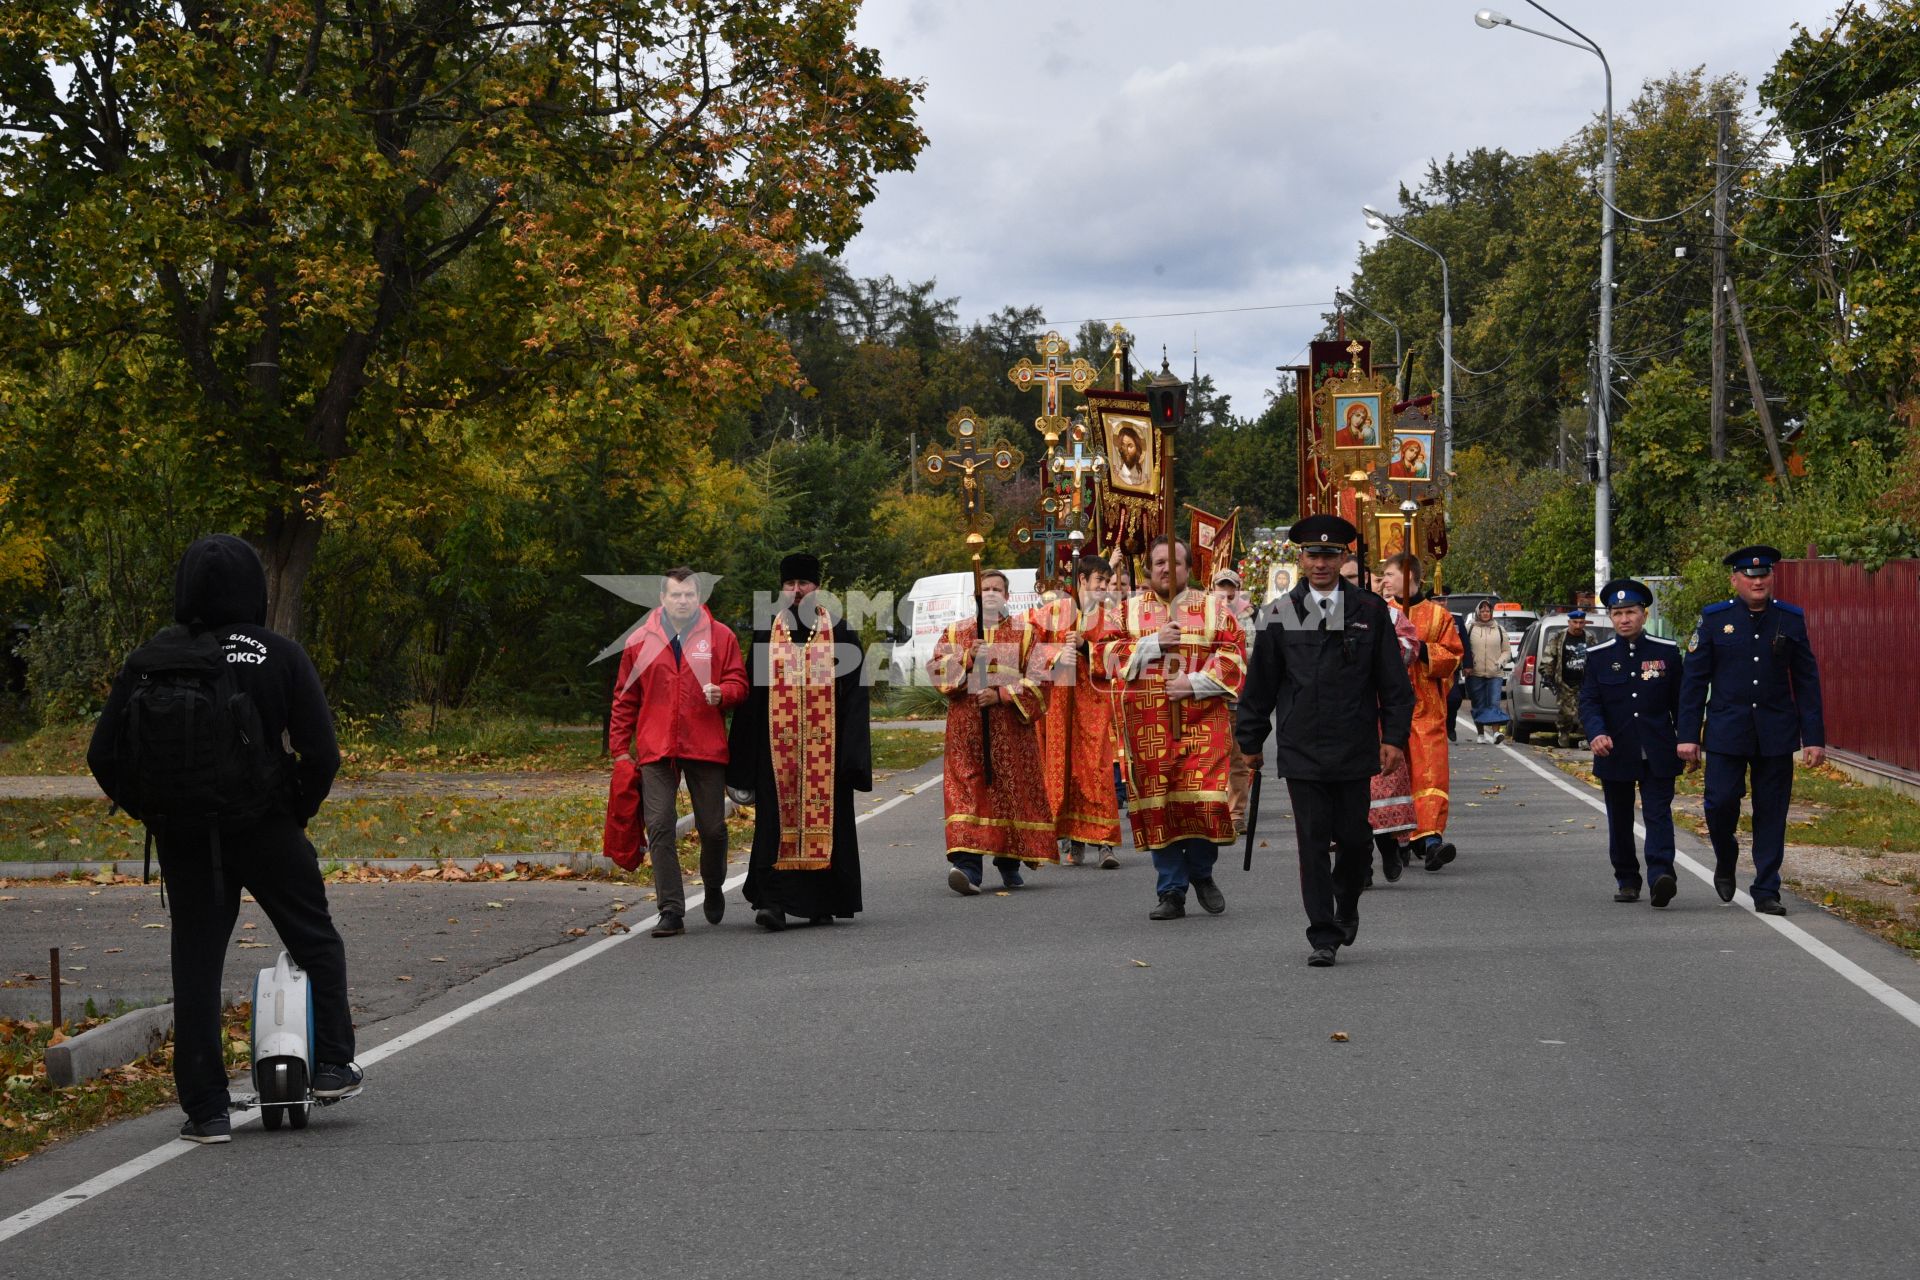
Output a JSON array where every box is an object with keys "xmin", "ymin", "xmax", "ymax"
[
  {"xmin": 1015, "ymin": 492, "xmax": 1080, "ymax": 584},
  {"xmin": 1052, "ymin": 427, "xmax": 1105, "ymax": 523},
  {"xmin": 1009, "ymin": 330, "xmax": 1097, "ymax": 448},
  {"xmin": 918, "ymin": 407, "xmax": 1024, "ymax": 783}
]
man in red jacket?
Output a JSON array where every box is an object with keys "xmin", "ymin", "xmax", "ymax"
[{"xmin": 609, "ymin": 567, "xmax": 749, "ymax": 936}]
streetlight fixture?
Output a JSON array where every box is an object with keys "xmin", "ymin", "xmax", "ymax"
[
  {"xmin": 1475, "ymin": 0, "xmax": 1615, "ymax": 595},
  {"xmin": 1359, "ymin": 206, "xmax": 1451, "ymax": 481},
  {"xmin": 1335, "ymin": 289, "xmax": 1403, "ymax": 372}
]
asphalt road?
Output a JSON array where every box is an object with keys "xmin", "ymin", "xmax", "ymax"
[{"xmin": 5, "ymin": 739, "xmax": 1919, "ymax": 1279}]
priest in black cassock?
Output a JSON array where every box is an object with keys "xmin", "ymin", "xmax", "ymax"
[{"xmin": 726, "ymin": 552, "xmax": 872, "ymax": 929}]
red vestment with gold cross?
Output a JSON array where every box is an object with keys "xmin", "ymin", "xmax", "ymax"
[
  {"xmin": 929, "ymin": 614, "xmax": 1058, "ymax": 862},
  {"xmin": 1404, "ymin": 597, "xmax": 1463, "ymax": 839},
  {"xmin": 1031, "ymin": 594, "xmax": 1124, "ymax": 847},
  {"xmin": 1092, "ymin": 590, "xmax": 1247, "ymax": 851}
]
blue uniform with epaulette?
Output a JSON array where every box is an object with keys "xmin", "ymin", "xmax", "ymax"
[
  {"xmin": 1675, "ymin": 547, "xmax": 1825, "ymax": 908},
  {"xmin": 1578, "ymin": 581, "xmax": 1684, "ymax": 899}
]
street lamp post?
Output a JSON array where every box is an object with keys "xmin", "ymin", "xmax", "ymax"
[
  {"xmin": 1360, "ymin": 206, "xmax": 1450, "ymax": 480},
  {"xmin": 1335, "ymin": 290, "xmax": 1403, "ymax": 373},
  {"xmin": 1475, "ymin": 2, "xmax": 1615, "ymax": 595}
]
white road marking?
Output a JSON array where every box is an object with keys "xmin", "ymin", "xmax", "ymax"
[
  {"xmin": 0, "ymin": 768, "xmax": 946, "ymax": 1243},
  {"xmin": 1491, "ymin": 734, "xmax": 1920, "ymax": 1035}
]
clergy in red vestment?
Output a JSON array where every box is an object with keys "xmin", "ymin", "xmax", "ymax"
[
  {"xmin": 1094, "ymin": 537, "xmax": 1247, "ymax": 921},
  {"xmin": 1381, "ymin": 552, "xmax": 1464, "ymax": 872},
  {"xmin": 930, "ymin": 569, "xmax": 1056, "ymax": 895},
  {"xmin": 1033, "ymin": 554, "xmax": 1125, "ymax": 866}
]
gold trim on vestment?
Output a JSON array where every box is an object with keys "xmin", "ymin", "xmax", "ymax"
[
  {"xmin": 947, "ymin": 812, "xmax": 1059, "ymax": 832},
  {"xmin": 945, "ymin": 844, "xmax": 1062, "ymax": 862},
  {"xmin": 1125, "ymin": 788, "xmax": 1230, "ymax": 811}
]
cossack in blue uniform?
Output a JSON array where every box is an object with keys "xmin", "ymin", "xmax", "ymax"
[
  {"xmin": 1675, "ymin": 546, "xmax": 1825, "ymax": 910},
  {"xmin": 1580, "ymin": 579, "xmax": 1684, "ymax": 903}
]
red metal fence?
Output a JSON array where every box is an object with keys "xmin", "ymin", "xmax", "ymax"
[{"xmin": 1773, "ymin": 557, "xmax": 1920, "ymax": 774}]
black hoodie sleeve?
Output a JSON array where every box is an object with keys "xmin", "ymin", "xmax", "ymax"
[{"xmin": 281, "ymin": 642, "xmax": 340, "ymax": 820}]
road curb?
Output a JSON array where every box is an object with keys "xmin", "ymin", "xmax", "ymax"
[
  {"xmin": 43, "ymin": 1004, "xmax": 174, "ymax": 1088},
  {"xmin": 3, "ymin": 804, "xmax": 729, "ymax": 882}
]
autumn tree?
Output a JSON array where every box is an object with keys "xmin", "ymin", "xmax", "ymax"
[{"xmin": 0, "ymin": 1, "xmax": 924, "ymax": 636}]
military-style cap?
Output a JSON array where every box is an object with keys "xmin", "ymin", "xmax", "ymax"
[
  {"xmin": 1566, "ymin": 608, "xmax": 1586, "ymax": 620},
  {"xmin": 1723, "ymin": 545, "xmax": 1782, "ymax": 577},
  {"xmin": 1288, "ymin": 513, "xmax": 1358, "ymax": 555},
  {"xmin": 1599, "ymin": 578, "xmax": 1653, "ymax": 609},
  {"xmin": 1212, "ymin": 568, "xmax": 1242, "ymax": 587}
]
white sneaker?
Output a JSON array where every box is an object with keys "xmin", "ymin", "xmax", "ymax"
[
  {"xmin": 1493, "ymin": 730, "xmax": 1506, "ymax": 745},
  {"xmin": 1476, "ymin": 729, "xmax": 1488, "ymax": 743}
]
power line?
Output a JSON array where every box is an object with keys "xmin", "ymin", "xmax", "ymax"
[{"xmin": 1040, "ymin": 300, "xmax": 1335, "ymax": 328}]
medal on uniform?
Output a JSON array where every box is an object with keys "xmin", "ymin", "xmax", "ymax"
[{"xmin": 1723, "ymin": 623, "xmax": 1734, "ymax": 633}]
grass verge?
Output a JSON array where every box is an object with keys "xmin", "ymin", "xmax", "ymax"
[
  {"xmin": 1, "ymin": 1002, "xmax": 250, "ymax": 1168},
  {"xmin": 1787, "ymin": 886, "xmax": 1920, "ymax": 959}
]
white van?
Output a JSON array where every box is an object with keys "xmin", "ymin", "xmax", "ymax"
[{"xmin": 889, "ymin": 568, "xmax": 1041, "ymax": 685}]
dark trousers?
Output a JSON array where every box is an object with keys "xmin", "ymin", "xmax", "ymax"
[
  {"xmin": 1287, "ymin": 778, "xmax": 1373, "ymax": 949},
  {"xmin": 642, "ymin": 758, "xmax": 731, "ymax": 917},
  {"xmin": 947, "ymin": 852, "xmax": 1022, "ymax": 885},
  {"xmin": 1704, "ymin": 752, "xmax": 1794, "ymax": 899},
  {"xmin": 1601, "ymin": 773, "xmax": 1676, "ymax": 890},
  {"xmin": 157, "ymin": 815, "xmax": 354, "ymax": 1123},
  {"xmin": 1149, "ymin": 837, "xmax": 1220, "ymax": 896}
]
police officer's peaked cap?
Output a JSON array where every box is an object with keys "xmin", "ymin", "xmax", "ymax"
[
  {"xmin": 1288, "ymin": 514, "xmax": 1358, "ymax": 552},
  {"xmin": 1722, "ymin": 545, "xmax": 1782, "ymax": 576},
  {"xmin": 1599, "ymin": 578, "xmax": 1653, "ymax": 609}
]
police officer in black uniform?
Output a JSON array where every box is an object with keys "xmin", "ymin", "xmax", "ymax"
[
  {"xmin": 1579, "ymin": 579, "xmax": 1684, "ymax": 907},
  {"xmin": 1236, "ymin": 515, "xmax": 1415, "ymax": 968},
  {"xmin": 1676, "ymin": 546, "xmax": 1825, "ymax": 916}
]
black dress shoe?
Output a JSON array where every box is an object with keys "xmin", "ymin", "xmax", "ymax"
[
  {"xmin": 1400, "ymin": 845, "xmax": 1413, "ymax": 869},
  {"xmin": 754, "ymin": 907, "xmax": 786, "ymax": 931},
  {"xmin": 1307, "ymin": 946, "xmax": 1337, "ymax": 967},
  {"xmin": 1753, "ymin": 896, "xmax": 1787, "ymax": 917},
  {"xmin": 1423, "ymin": 841, "xmax": 1456, "ymax": 872},
  {"xmin": 1614, "ymin": 886, "xmax": 1641, "ymax": 903},
  {"xmin": 1336, "ymin": 915, "xmax": 1359, "ymax": 946},
  {"xmin": 808, "ymin": 915, "xmax": 835, "ymax": 926},
  {"xmin": 1650, "ymin": 874, "xmax": 1677, "ymax": 908},
  {"xmin": 1714, "ymin": 873, "xmax": 1736, "ymax": 903},
  {"xmin": 1377, "ymin": 836, "xmax": 1403, "ymax": 883},
  {"xmin": 1192, "ymin": 877, "xmax": 1226, "ymax": 915},
  {"xmin": 651, "ymin": 911, "xmax": 685, "ymax": 937},
  {"xmin": 703, "ymin": 894, "xmax": 725, "ymax": 925},
  {"xmin": 1149, "ymin": 892, "xmax": 1186, "ymax": 921}
]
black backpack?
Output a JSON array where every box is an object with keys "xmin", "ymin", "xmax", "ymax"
[{"xmin": 114, "ymin": 625, "xmax": 286, "ymax": 886}]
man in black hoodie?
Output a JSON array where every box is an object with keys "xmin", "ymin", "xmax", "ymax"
[{"xmin": 88, "ymin": 534, "xmax": 360, "ymax": 1143}]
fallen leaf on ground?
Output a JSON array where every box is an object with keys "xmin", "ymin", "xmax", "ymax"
[
  {"xmin": 236, "ymin": 941, "xmax": 268, "ymax": 950},
  {"xmin": 104, "ymin": 948, "xmax": 122, "ymax": 954},
  {"xmin": 485, "ymin": 901, "xmax": 505, "ymax": 909},
  {"xmin": 1130, "ymin": 959, "xmax": 1150, "ymax": 968},
  {"xmin": 565, "ymin": 927, "xmax": 588, "ymax": 937},
  {"xmin": 993, "ymin": 891, "xmax": 1011, "ymax": 897},
  {"xmin": 240, "ymin": 922, "xmax": 256, "ymax": 931},
  {"xmin": 395, "ymin": 975, "xmax": 413, "ymax": 982},
  {"xmin": 1330, "ymin": 1031, "xmax": 1350, "ymax": 1043},
  {"xmin": 141, "ymin": 923, "xmax": 165, "ymax": 929},
  {"xmin": 604, "ymin": 921, "xmax": 630, "ymax": 935},
  {"xmin": 429, "ymin": 956, "xmax": 448, "ymax": 963}
]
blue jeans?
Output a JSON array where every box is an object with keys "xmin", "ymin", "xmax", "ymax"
[
  {"xmin": 947, "ymin": 852, "xmax": 1023, "ymax": 886},
  {"xmin": 1150, "ymin": 838, "xmax": 1220, "ymax": 896}
]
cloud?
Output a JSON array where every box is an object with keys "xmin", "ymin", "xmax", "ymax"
[{"xmin": 844, "ymin": 0, "xmax": 1834, "ymax": 413}]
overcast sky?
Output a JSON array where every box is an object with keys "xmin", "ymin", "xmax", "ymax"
[{"xmin": 840, "ymin": 0, "xmax": 1842, "ymax": 417}]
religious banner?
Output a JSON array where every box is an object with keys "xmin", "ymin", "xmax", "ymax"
[
  {"xmin": 1188, "ymin": 505, "xmax": 1238, "ymax": 584},
  {"xmin": 1087, "ymin": 387, "xmax": 1158, "ymax": 560},
  {"xmin": 1296, "ymin": 336, "xmax": 1371, "ymax": 519},
  {"xmin": 1311, "ymin": 339, "xmax": 1392, "ymax": 493}
]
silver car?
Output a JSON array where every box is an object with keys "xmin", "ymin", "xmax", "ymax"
[{"xmin": 1501, "ymin": 613, "xmax": 1615, "ymax": 743}]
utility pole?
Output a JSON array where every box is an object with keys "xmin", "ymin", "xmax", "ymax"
[
  {"xmin": 1726, "ymin": 281, "xmax": 1789, "ymax": 486},
  {"xmin": 1710, "ymin": 98, "xmax": 1731, "ymax": 462}
]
